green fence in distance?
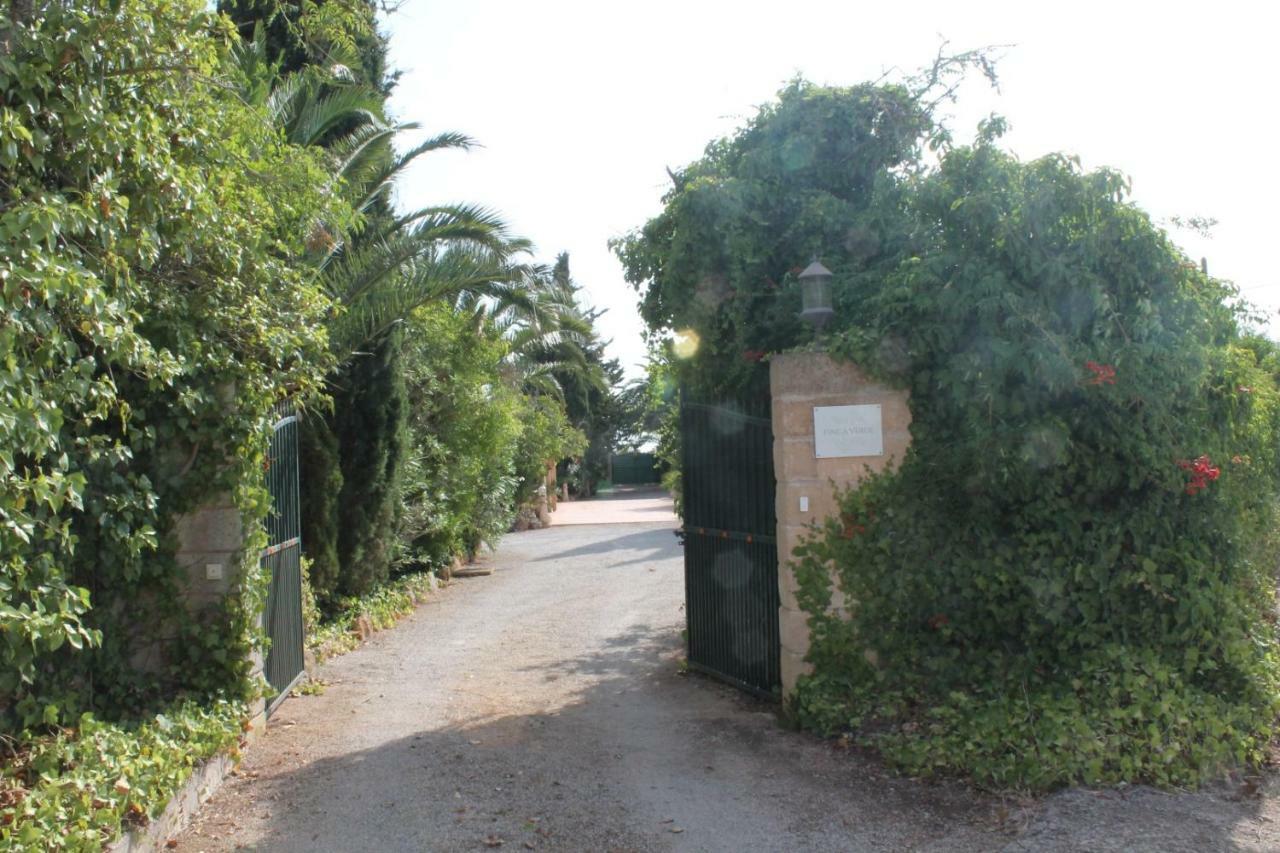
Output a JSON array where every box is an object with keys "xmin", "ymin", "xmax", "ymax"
[{"xmin": 610, "ymin": 452, "xmax": 660, "ymax": 485}]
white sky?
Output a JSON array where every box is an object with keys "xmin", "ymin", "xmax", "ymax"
[{"xmin": 385, "ymin": 0, "xmax": 1280, "ymax": 380}]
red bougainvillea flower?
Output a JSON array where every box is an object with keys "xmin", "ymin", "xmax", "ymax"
[
  {"xmin": 1084, "ymin": 360, "xmax": 1117, "ymax": 385},
  {"xmin": 741, "ymin": 349, "xmax": 766, "ymax": 363},
  {"xmin": 839, "ymin": 513, "xmax": 866, "ymax": 539},
  {"xmin": 1178, "ymin": 455, "xmax": 1220, "ymax": 495},
  {"xmin": 840, "ymin": 523, "xmax": 866, "ymax": 540},
  {"xmin": 926, "ymin": 613, "xmax": 950, "ymax": 630}
]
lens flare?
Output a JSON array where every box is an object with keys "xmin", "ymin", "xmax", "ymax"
[{"xmin": 672, "ymin": 329, "xmax": 700, "ymax": 360}]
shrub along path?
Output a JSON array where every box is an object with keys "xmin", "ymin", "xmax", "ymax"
[{"xmin": 174, "ymin": 491, "xmax": 1279, "ymax": 851}]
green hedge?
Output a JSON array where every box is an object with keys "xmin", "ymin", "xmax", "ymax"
[
  {"xmin": 791, "ymin": 139, "xmax": 1280, "ymax": 789},
  {"xmin": 0, "ymin": 0, "xmax": 338, "ymax": 728}
]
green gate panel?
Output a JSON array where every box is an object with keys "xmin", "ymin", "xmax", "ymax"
[
  {"xmin": 679, "ymin": 390, "xmax": 781, "ymax": 696},
  {"xmin": 262, "ymin": 405, "xmax": 305, "ymax": 713}
]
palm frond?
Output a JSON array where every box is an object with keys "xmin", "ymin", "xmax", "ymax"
[
  {"xmin": 371, "ymin": 204, "xmax": 513, "ymax": 246},
  {"xmin": 326, "ymin": 122, "xmax": 403, "ymax": 191},
  {"xmin": 287, "ymin": 84, "xmax": 387, "ymax": 147},
  {"xmin": 329, "ymin": 244, "xmax": 532, "ymax": 354},
  {"xmin": 349, "ymin": 132, "xmax": 477, "ymax": 214}
]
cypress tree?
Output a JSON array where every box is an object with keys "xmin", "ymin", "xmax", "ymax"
[
  {"xmin": 331, "ymin": 331, "xmax": 409, "ymax": 597},
  {"xmin": 298, "ymin": 413, "xmax": 343, "ymax": 607}
]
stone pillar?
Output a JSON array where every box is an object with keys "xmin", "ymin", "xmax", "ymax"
[
  {"xmin": 534, "ymin": 483, "xmax": 552, "ymax": 526},
  {"xmin": 173, "ymin": 497, "xmax": 266, "ymax": 730},
  {"xmin": 770, "ymin": 353, "xmax": 912, "ymax": 694},
  {"xmin": 173, "ymin": 494, "xmax": 244, "ymax": 608}
]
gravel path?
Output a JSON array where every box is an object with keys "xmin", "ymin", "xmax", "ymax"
[
  {"xmin": 549, "ymin": 485, "xmax": 679, "ymax": 526},
  {"xmin": 175, "ymin": 492, "xmax": 1280, "ymax": 852}
]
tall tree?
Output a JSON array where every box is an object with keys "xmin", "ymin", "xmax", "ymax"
[
  {"xmin": 612, "ymin": 79, "xmax": 933, "ymax": 396},
  {"xmin": 227, "ymin": 5, "xmax": 535, "ymax": 604},
  {"xmin": 219, "ymin": 0, "xmax": 393, "ymax": 93},
  {"xmin": 540, "ymin": 255, "xmax": 643, "ymax": 494}
]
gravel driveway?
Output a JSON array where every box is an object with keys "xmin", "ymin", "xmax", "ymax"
[{"xmin": 176, "ymin": 491, "xmax": 1280, "ymax": 852}]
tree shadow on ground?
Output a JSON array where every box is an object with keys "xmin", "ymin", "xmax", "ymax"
[
  {"xmin": 198, "ymin": 618, "xmax": 1278, "ymax": 853},
  {"xmin": 530, "ymin": 527, "xmax": 680, "ymax": 569},
  {"xmin": 224, "ymin": 622, "xmax": 1021, "ymax": 853}
]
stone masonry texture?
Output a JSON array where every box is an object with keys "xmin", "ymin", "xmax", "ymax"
[{"xmin": 770, "ymin": 353, "xmax": 911, "ymax": 693}]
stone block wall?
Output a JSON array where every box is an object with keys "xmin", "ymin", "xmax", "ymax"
[
  {"xmin": 173, "ymin": 493, "xmax": 244, "ymax": 607},
  {"xmin": 770, "ymin": 352, "xmax": 912, "ymax": 693},
  {"xmin": 173, "ymin": 495, "xmax": 266, "ymax": 726}
]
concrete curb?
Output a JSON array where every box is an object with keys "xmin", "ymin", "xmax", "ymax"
[{"xmin": 107, "ymin": 751, "xmax": 237, "ymax": 853}]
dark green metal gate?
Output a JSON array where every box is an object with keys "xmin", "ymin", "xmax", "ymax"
[
  {"xmin": 611, "ymin": 452, "xmax": 660, "ymax": 485},
  {"xmin": 262, "ymin": 405, "xmax": 305, "ymax": 714},
  {"xmin": 680, "ymin": 390, "xmax": 780, "ymax": 696}
]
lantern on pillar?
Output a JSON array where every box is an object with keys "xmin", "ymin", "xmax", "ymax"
[{"xmin": 798, "ymin": 259, "xmax": 834, "ymax": 343}]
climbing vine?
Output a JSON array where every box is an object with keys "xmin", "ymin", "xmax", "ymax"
[
  {"xmin": 0, "ymin": 0, "xmax": 341, "ymax": 727},
  {"xmin": 791, "ymin": 138, "xmax": 1280, "ymax": 789},
  {"xmin": 621, "ymin": 76, "xmax": 1280, "ymax": 789}
]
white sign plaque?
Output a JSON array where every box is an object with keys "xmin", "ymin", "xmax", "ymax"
[{"xmin": 813, "ymin": 404, "xmax": 883, "ymax": 458}]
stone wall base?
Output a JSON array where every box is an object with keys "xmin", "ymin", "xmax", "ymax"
[{"xmin": 107, "ymin": 751, "xmax": 236, "ymax": 853}]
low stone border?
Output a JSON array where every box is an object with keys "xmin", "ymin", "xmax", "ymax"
[{"xmin": 106, "ymin": 751, "xmax": 236, "ymax": 853}]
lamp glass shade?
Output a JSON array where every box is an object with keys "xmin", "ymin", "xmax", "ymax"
[
  {"xmin": 801, "ymin": 275, "xmax": 832, "ymax": 314},
  {"xmin": 799, "ymin": 260, "xmax": 834, "ymax": 327}
]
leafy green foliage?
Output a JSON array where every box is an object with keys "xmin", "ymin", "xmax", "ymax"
[
  {"xmin": 397, "ymin": 303, "xmax": 525, "ymax": 564},
  {"xmin": 640, "ymin": 347, "xmax": 683, "ymax": 510},
  {"xmin": 613, "ymin": 79, "xmax": 931, "ymax": 396},
  {"xmin": 790, "ymin": 139, "xmax": 1280, "ymax": 789},
  {"xmin": 513, "ymin": 397, "xmax": 586, "ymax": 506},
  {"xmin": 0, "ymin": 0, "xmax": 338, "ymax": 726},
  {"xmin": 219, "ymin": 0, "xmax": 392, "ymax": 93},
  {"xmin": 624, "ymin": 75, "xmax": 1280, "ymax": 789},
  {"xmin": 0, "ymin": 700, "xmax": 246, "ymax": 851}
]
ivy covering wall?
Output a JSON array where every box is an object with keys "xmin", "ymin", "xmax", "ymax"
[
  {"xmin": 0, "ymin": 0, "xmax": 339, "ymax": 728},
  {"xmin": 620, "ymin": 77, "xmax": 1280, "ymax": 789},
  {"xmin": 1, "ymin": 1, "xmax": 617, "ymax": 846},
  {"xmin": 794, "ymin": 140, "xmax": 1280, "ymax": 789}
]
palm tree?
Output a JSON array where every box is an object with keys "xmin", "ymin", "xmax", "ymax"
[
  {"xmin": 457, "ymin": 263, "xmax": 605, "ymax": 402},
  {"xmin": 230, "ymin": 43, "xmax": 550, "ymax": 602},
  {"xmin": 233, "ymin": 33, "xmax": 533, "ymax": 358}
]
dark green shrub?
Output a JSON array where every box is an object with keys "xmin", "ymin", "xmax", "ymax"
[
  {"xmin": 299, "ymin": 413, "xmax": 344, "ymax": 609},
  {"xmin": 331, "ymin": 332, "xmax": 409, "ymax": 597},
  {"xmin": 791, "ymin": 139, "xmax": 1280, "ymax": 789}
]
